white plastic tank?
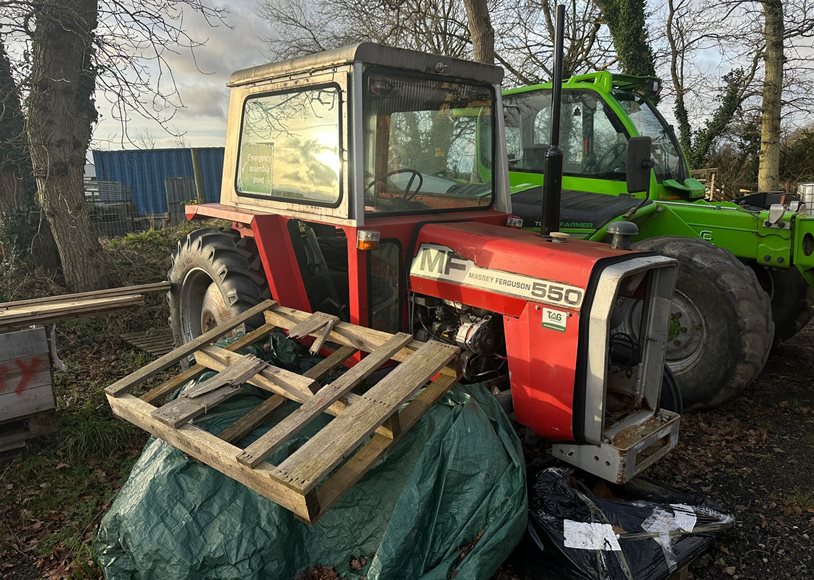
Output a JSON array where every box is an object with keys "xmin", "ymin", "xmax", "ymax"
[{"xmin": 798, "ymin": 183, "xmax": 814, "ymax": 215}]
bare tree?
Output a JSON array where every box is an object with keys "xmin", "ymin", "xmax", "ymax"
[
  {"xmin": 757, "ymin": 0, "xmax": 783, "ymax": 190},
  {"xmin": 462, "ymin": 0, "xmax": 494, "ymax": 63},
  {"xmin": 1, "ymin": 0, "xmax": 227, "ymax": 290},
  {"xmin": 0, "ymin": 36, "xmax": 60, "ymax": 268}
]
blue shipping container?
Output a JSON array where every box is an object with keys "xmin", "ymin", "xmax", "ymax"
[{"xmin": 92, "ymin": 147, "xmax": 225, "ymax": 215}]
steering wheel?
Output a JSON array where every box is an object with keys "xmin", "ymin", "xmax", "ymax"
[
  {"xmin": 583, "ymin": 141, "xmax": 626, "ymax": 173},
  {"xmin": 365, "ymin": 168, "xmax": 424, "ymax": 201}
]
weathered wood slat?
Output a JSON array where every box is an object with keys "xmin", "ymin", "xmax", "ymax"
[
  {"xmin": 265, "ymin": 307, "xmax": 457, "ymax": 379},
  {"xmin": 301, "ymin": 345, "xmax": 356, "ymax": 383},
  {"xmin": 106, "ymin": 299, "xmax": 275, "ymax": 396},
  {"xmin": 217, "ymin": 345, "xmax": 355, "ymax": 445},
  {"xmin": 0, "ymin": 295, "xmax": 142, "ymax": 319},
  {"xmin": 140, "ymin": 324, "xmax": 275, "ymax": 404},
  {"xmin": 315, "ymin": 372, "xmax": 457, "ymax": 518},
  {"xmin": 184, "ymin": 355, "xmax": 267, "ymax": 399},
  {"xmin": 108, "ymin": 394, "xmax": 312, "ymax": 520},
  {"xmin": 196, "ymin": 346, "xmax": 316, "ymax": 400},
  {"xmin": 287, "ymin": 312, "xmax": 339, "ymax": 340},
  {"xmin": 236, "ymin": 332, "xmax": 412, "ymax": 468},
  {"xmin": 273, "ymin": 340, "xmax": 458, "ymax": 493},
  {"xmin": 218, "ymin": 395, "xmax": 288, "ymax": 443},
  {"xmin": 0, "ymin": 281, "xmax": 169, "ymax": 310}
]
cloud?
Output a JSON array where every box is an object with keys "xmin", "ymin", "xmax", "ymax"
[{"xmin": 93, "ymin": 0, "xmax": 270, "ymax": 149}]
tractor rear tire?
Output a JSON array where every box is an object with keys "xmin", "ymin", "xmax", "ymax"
[
  {"xmin": 751, "ymin": 266, "xmax": 814, "ymax": 345},
  {"xmin": 168, "ymin": 228, "xmax": 269, "ymax": 346},
  {"xmin": 633, "ymin": 237, "xmax": 774, "ymax": 410}
]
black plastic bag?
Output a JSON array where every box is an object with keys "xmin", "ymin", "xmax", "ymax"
[{"xmin": 525, "ymin": 467, "xmax": 734, "ymax": 580}]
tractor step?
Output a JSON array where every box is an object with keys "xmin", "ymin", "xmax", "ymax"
[{"xmin": 104, "ymin": 300, "xmax": 460, "ymax": 523}]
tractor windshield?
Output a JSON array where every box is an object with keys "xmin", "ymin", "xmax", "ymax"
[
  {"xmin": 614, "ymin": 92, "xmax": 686, "ymax": 182},
  {"xmin": 363, "ymin": 72, "xmax": 495, "ymax": 214}
]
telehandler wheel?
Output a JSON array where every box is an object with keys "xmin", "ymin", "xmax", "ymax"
[
  {"xmin": 168, "ymin": 228, "xmax": 269, "ymax": 346},
  {"xmin": 633, "ymin": 237, "xmax": 774, "ymax": 410},
  {"xmin": 751, "ymin": 265, "xmax": 814, "ymax": 345}
]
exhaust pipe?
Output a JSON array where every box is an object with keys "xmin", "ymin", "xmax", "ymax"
[{"xmin": 541, "ymin": 4, "xmax": 565, "ymax": 238}]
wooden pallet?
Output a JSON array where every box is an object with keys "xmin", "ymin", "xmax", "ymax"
[{"xmin": 104, "ymin": 300, "xmax": 460, "ymax": 523}]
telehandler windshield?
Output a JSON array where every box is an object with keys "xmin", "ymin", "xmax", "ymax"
[
  {"xmin": 503, "ymin": 89, "xmax": 686, "ymax": 183},
  {"xmin": 363, "ymin": 72, "xmax": 495, "ymax": 213}
]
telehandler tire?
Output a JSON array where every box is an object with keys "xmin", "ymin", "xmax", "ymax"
[
  {"xmin": 751, "ymin": 266, "xmax": 814, "ymax": 345},
  {"xmin": 633, "ymin": 237, "xmax": 774, "ymax": 409},
  {"xmin": 168, "ymin": 228, "xmax": 269, "ymax": 346}
]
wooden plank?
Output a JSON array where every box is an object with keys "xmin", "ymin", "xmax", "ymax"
[
  {"xmin": 273, "ymin": 340, "xmax": 458, "ymax": 494},
  {"xmin": 0, "ymin": 295, "xmax": 142, "ymax": 320},
  {"xmin": 314, "ymin": 372, "xmax": 457, "ymax": 519},
  {"xmin": 184, "ymin": 355, "xmax": 267, "ymax": 399},
  {"xmin": 152, "ymin": 378, "xmax": 245, "ymax": 428},
  {"xmin": 217, "ymin": 345, "xmax": 355, "ymax": 445},
  {"xmin": 236, "ymin": 332, "xmax": 412, "ymax": 468},
  {"xmin": 140, "ymin": 324, "xmax": 275, "ymax": 404},
  {"xmin": 0, "ymin": 384, "xmax": 56, "ymax": 422},
  {"xmin": 106, "ymin": 299, "xmax": 275, "ymax": 396},
  {"xmin": 218, "ymin": 395, "xmax": 288, "ymax": 443},
  {"xmin": 301, "ymin": 345, "xmax": 355, "ymax": 382},
  {"xmin": 0, "ymin": 281, "xmax": 170, "ymax": 310},
  {"xmin": 0, "ymin": 302, "xmax": 144, "ymax": 331},
  {"xmin": 308, "ymin": 317, "xmax": 338, "ymax": 355},
  {"xmin": 196, "ymin": 346, "xmax": 316, "ymax": 401},
  {"xmin": 107, "ymin": 394, "xmax": 313, "ymax": 521},
  {"xmin": 287, "ymin": 312, "xmax": 338, "ymax": 340},
  {"xmin": 193, "ymin": 344, "xmax": 395, "ymax": 437},
  {"xmin": 265, "ymin": 306, "xmax": 457, "ymax": 380},
  {"xmin": 0, "ymin": 327, "xmax": 50, "ymax": 358}
]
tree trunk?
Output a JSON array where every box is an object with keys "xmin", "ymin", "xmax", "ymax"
[
  {"xmin": 27, "ymin": 0, "xmax": 107, "ymax": 290},
  {"xmin": 0, "ymin": 38, "xmax": 61, "ymax": 270},
  {"xmin": 758, "ymin": 0, "xmax": 784, "ymax": 191},
  {"xmin": 594, "ymin": 0, "xmax": 656, "ymax": 78},
  {"xmin": 462, "ymin": 0, "xmax": 495, "ymax": 64}
]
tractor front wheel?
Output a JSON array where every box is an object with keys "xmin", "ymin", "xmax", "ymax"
[
  {"xmin": 633, "ymin": 237, "xmax": 774, "ymax": 409},
  {"xmin": 168, "ymin": 228, "xmax": 269, "ymax": 346},
  {"xmin": 751, "ymin": 265, "xmax": 814, "ymax": 345}
]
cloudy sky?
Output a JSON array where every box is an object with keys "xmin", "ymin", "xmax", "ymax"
[{"xmin": 92, "ymin": 0, "xmax": 270, "ymax": 150}]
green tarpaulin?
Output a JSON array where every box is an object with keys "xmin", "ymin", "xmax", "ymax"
[{"xmin": 97, "ymin": 334, "xmax": 527, "ymax": 579}]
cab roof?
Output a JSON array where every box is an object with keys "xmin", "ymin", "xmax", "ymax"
[{"xmin": 228, "ymin": 42, "xmax": 504, "ymax": 87}]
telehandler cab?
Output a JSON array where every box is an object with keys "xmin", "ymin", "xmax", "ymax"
[{"xmin": 502, "ymin": 73, "xmax": 814, "ymax": 409}]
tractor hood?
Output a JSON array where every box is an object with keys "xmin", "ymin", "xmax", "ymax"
[{"xmin": 409, "ymin": 221, "xmax": 636, "ymax": 318}]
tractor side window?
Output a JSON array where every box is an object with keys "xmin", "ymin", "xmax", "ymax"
[
  {"xmin": 237, "ymin": 87, "xmax": 341, "ymax": 205},
  {"xmin": 363, "ymin": 72, "xmax": 495, "ymax": 214},
  {"xmin": 503, "ymin": 89, "xmax": 628, "ymax": 180}
]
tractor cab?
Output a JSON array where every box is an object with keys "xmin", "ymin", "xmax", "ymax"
[{"xmin": 181, "ymin": 44, "xmax": 681, "ymax": 483}]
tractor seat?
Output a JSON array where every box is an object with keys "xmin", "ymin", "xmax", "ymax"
[{"xmin": 511, "ymin": 187, "xmax": 649, "ymax": 231}]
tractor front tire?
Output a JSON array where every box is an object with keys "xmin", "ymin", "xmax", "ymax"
[
  {"xmin": 634, "ymin": 237, "xmax": 774, "ymax": 409},
  {"xmin": 168, "ymin": 228, "xmax": 269, "ymax": 346},
  {"xmin": 752, "ymin": 266, "xmax": 814, "ymax": 345}
]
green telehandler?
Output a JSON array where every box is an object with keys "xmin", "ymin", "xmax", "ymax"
[{"xmin": 500, "ymin": 72, "xmax": 814, "ymax": 409}]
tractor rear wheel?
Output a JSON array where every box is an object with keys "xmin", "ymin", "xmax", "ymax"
[
  {"xmin": 633, "ymin": 237, "xmax": 774, "ymax": 409},
  {"xmin": 751, "ymin": 265, "xmax": 814, "ymax": 345},
  {"xmin": 168, "ymin": 228, "xmax": 269, "ymax": 346}
]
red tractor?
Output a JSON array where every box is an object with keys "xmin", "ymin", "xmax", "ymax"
[{"xmin": 169, "ymin": 42, "xmax": 680, "ymax": 483}]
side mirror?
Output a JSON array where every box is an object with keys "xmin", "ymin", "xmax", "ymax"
[{"xmin": 626, "ymin": 136, "xmax": 654, "ymax": 194}]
